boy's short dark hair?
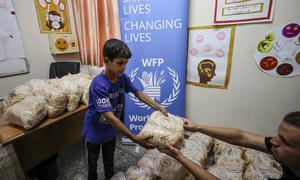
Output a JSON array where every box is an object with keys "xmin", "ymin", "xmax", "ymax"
[
  {"xmin": 103, "ymin": 39, "xmax": 132, "ymax": 60},
  {"xmin": 283, "ymin": 111, "xmax": 300, "ymax": 128}
]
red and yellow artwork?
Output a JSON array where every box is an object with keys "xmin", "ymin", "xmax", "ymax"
[{"xmin": 34, "ymin": 0, "xmax": 71, "ymax": 33}]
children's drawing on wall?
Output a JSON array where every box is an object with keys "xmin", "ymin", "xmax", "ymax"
[
  {"xmin": 34, "ymin": 0, "xmax": 71, "ymax": 33},
  {"xmin": 186, "ymin": 26, "xmax": 235, "ymax": 89},
  {"xmin": 255, "ymin": 22, "xmax": 300, "ymax": 77}
]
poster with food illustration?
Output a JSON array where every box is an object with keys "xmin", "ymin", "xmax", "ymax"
[
  {"xmin": 34, "ymin": 0, "xmax": 71, "ymax": 33},
  {"xmin": 186, "ymin": 26, "xmax": 235, "ymax": 89},
  {"xmin": 255, "ymin": 22, "xmax": 300, "ymax": 77},
  {"xmin": 214, "ymin": 0, "xmax": 275, "ymax": 25}
]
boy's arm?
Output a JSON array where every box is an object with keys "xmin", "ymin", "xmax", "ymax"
[
  {"xmin": 103, "ymin": 111, "xmax": 155, "ymax": 149},
  {"xmin": 184, "ymin": 120, "xmax": 269, "ymax": 153},
  {"xmin": 158, "ymin": 144, "xmax": 219, "ymax": 180},
  {"xmin": 134, "ymin": 91, "xmax": 168, "ymax": 116}
]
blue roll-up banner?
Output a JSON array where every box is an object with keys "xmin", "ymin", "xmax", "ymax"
[{"xmin": 118, "ymin": 0, "xmax": 189, "ymax": 142}]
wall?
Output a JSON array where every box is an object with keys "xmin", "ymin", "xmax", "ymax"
[
  {"xmin": 186, "ymin": 0, "xmax": 300, "ymax": 135},
  {"xmin": 0, "ymin": 0, "xmax": 79, "ymax": 98}
]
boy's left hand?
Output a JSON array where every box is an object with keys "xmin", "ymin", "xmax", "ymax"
[{"xmin": 158, "ymin": 107, "xmax": 168, "ymax": 116}]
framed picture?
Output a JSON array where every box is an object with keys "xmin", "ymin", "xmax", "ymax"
[
  {"xmin": 214, "ymin": 0, "xmax": 275, "ymax": 25},
  {"xmin": 186, "ymin": 25, "xmax": 235, "ymax": 89},
  {"xmin": 34, "ymin": 0, "xmax": 71, "ymax": 33}
]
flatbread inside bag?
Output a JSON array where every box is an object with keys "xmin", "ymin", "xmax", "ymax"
[{"xmin": 139, "ymin": 111, "xmax": 184, "ymax": 148}]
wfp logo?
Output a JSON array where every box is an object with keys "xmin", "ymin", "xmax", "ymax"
[{"xmin": 129, "ymin": 67, "xmax": 180, "ymax": 109}]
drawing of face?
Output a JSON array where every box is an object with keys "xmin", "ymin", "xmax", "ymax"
[
  {"xmin": 282, "ymin": 23, "xmax": 300, "ymax": 38},
  {"xmin": 260, "ymin": 56, "xmax": 278, "ymax": 70},
  {"xmin": 197, "ymin": 59, "xmax": 216, "ymax": 84},
  {"xmin": 295, "ymin": 52, "xmax": 300, "ymax": 64},
  {"xmin": 47, "ymin": 11, "xmax": 64, "ymax": 30},
  {"xmin": 55, "ymin": 38, "xmax": 68, "ymax": 51},
  {"xmin": 257, "ymin": 40, "xmax": 273, "ymax": 53},
  {"xmin": 265, "ymin": 33, "xmax": 275, "ymax": 41},
  {"xmin": 276, "ymin": 63, "xmax": 293, "ymax": 76}
]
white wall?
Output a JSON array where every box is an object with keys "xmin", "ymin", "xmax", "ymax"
[
  {"xmin": 186, "ymin": 0, "xmax": 300, "ymax": 135},
  {"xmin": 0, "ymin": 0, "xmax": 79, "ymax": 98}
]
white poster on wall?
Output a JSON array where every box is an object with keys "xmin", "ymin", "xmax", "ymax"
[
  {"xmin": 0, "ymin": 0, "xmax": 28, "ymax": 77},
  {"xmin": 186, "ymin": 25, "xmax": 235, "ymax": 89},
  {"xmin": 214, "ymin": 0, "xmax": 276, "ymax": 25}
]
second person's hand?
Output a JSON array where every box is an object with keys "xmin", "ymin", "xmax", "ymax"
[{"xmin": 182, "ymin": 118, "xmax": 199, "ymax": 132}]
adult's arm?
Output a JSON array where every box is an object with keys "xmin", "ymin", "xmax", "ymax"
[
  {"xmin": 184, "ymin": 120, "xmax": 269, "ymax": 153},
  {"xmin": 158, "ymin": 144, "xmax": 219, "ymax": 180}
]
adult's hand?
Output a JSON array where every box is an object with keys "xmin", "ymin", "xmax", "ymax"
[
  {"xmin": 183, "ymin": 118, "xmax": 199, "ymax": 132},
  {"xmin": 158, "ymin": 143, "xmax": 182, "ymax": 159}
]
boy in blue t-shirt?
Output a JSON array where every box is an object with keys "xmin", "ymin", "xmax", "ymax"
[{"xmin": 83, "ymin": 39, "xmax": 168, "ymax": 180}]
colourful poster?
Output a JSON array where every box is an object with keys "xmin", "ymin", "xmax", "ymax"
[
  {"xmin": 119, "ymin": 0, "xmax": 189, "ymax": 139},
  {"xmin": 214, "ymin": 0, "xmax": 275, "ymax": 25},
  {"xmin": 187, "ymin": 26, "xmax": 235, "ymax": 89},
  {"xmin": 255, "ymin": 22, "xmax": 300, "ymax": 77},
  {"xmin": 34, "ymin": 0, "xmax": 71, "ymax": 33}
]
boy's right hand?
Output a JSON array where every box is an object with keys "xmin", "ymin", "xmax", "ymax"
[{"xmin": 133, "ymin": 135, "xmax": 156, "ymax": 149}]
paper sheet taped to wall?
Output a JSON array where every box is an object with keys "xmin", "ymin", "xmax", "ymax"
[{"xmin": 0, "ymin": 0, "xmax": 29, "ymax": 77}]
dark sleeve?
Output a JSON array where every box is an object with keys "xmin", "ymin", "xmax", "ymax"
[{"xmin": 265, "ymin": 137, "xmax": 273, "ymax": 153}]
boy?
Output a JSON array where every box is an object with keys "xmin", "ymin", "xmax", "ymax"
[{"xmin": 83, "ymin": 39, "xmax": 168, "ymax": 180}]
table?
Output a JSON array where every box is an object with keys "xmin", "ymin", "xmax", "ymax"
[{"xmin": 0, "ymin": 104, "xmax": 87, "ymax": 179}]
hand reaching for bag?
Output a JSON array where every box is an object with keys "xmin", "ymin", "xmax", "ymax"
[{"xmin": 133, "ymin": 134, "xmax": 156, "ymax": 149}]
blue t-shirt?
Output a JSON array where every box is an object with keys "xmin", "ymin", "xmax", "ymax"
[{"xmin": 83, "ymin": 72, "xmax": 139, "ymax": 144}]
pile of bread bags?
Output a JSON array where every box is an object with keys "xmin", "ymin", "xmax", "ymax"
[
  {"xmin": 0, "ymin": 73, "xmax": 91, "ymax": 129},
  {"xmin": 111, "ymin": 111, "xmax": 282, "ymax": 180}
]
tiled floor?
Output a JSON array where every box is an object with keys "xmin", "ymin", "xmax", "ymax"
[{"xmin": 0, "ymin": 135, "xmax": 145, "ymax": 180}]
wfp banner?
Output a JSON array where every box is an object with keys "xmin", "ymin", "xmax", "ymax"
[{"xmin": 118, "ymin": 0, "xmax": 189, "ymax": 137}]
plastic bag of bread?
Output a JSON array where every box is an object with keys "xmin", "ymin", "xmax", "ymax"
[
  {"xmin": 111, "ymin": 171, "xmax": 127, "ymax": 180},
  {"xmin": 243, "ymin": 149, "xmax": 282, "ymax": 179},
  {"xmin": 125, "ymin": 165, "xmax": 154, "ymax": 180},
  {"xmin": 61, "ymin": 72, "xmax": 91, "ymax": 81},
  {"xmin": 153, "ymin": 154, "xmax": 188, "ymax": 180},
  {"xmin": 0, "ymin": 98, "xmax": 10, "ymax": 117},
  {"xmin": 27, "ymin": 79, "xmax": 50, "ymax": 95},
  {"xmin": 8, "ymin": 85, "xmax": 32, "ymax": 105},
  {"xmin": 213, "ymin": 140, "xmax": 244, "ymax": 171},
  {"xmin": 28, "ymin": 79, "xmax": 68, "ymax": 118},
  {"xmin": 139, "ymin": 111, "xmax": 184, "ymax": 148},
  {"xmin": 181, "ymin": 132, "xmax": 213, "ymax": 167},
  {"xmin": 77, "ymin": 78, "xmax": 91, "ymax": 105},
  {"xmin": 208, "ymin": 164, "xmax": 243, "ymax": 180},
  {"xmin": 137, "ymin": 149, "xmax": 161, "ymax": 176},
  {"xmin": 43, "ymin": 87, "xmax": 68, "ymax": 118},
  {"xmin": 3, "ymin": 96, "xmax": 47, "ymax": 129},
  {"xmin": 55, "ymin": 80, "xmax": 82, "ymax": 111}
]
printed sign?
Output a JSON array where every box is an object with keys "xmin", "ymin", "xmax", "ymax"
[{"xmin": 118, "ymin": 0, "xmax": 189, "ymax": 138}]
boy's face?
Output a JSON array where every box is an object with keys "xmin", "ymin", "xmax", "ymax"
[{"xmin": 105, "ymin": 57, "xmax": 128, "ymax": 76}]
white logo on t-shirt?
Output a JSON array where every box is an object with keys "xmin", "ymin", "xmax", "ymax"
[{"xmin": 96, "ymin": 98, "xmax": 110, "ymax": 108}]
